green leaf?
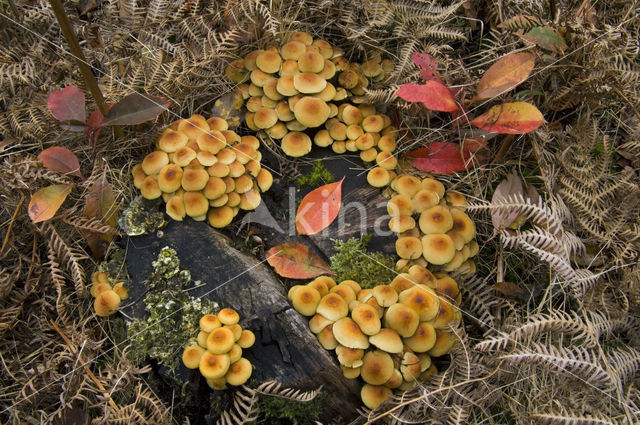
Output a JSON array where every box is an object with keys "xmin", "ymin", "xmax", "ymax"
[{"xmin": 521, "ymin": 26, "xmax": 567, "ymax": 54}]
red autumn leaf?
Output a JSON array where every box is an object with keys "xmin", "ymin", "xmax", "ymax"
[
  {"xmin": 521, "ymin": 26, "xmax": 567, "ymax": 54},
  {"xmin": 85, "ymin": 109, "xmax": 104, "ymax": 147},
  {"xmin": 266, "ymin": 242, "xmax": 334, "ymax": 279},
  {"xmin": 412, "ymin": 52, "xmax": 442, "ymax": 82},
  {"xmin": 101, "ymin": 93, "xmax": 170, "ymax": 126},
  {"xmin": 408, "ymin": 139, "xmax": 488, "ymax": 174},
  {"xmin": 28, "ymin": 184, "xmax": 74, "ymax": 223},
  {"xmin": 38, "ymin": 146, "xmax": 82, "ymax": 178},
  {"xmin": 296, "ymin": 177, "xmax": 345, "ymax": 235},
  {"xmin": 397, "ymin": 81, "xmax": 459, "ymax": 112},
  {"xmin": 48, "ymin": 86, "xmax": 86, "ymax": 123},
  {"xmin": 473, "ymin": 52, "xmax": 535, "ymax": 102},
  {"xmin": 470, "ymin": 102, "xmax": 546, "ymax": 134}
]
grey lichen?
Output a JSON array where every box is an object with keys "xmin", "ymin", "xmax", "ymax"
[
  {"xmin": 127, "ymin": 247, "xmax": 218, "ymax": 371},
  {"xmin": 118, "ymin": 195, "xmax": 167, "ymax": 236}
]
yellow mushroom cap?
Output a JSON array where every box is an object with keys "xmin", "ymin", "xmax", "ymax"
[
  {"xmin": 141, "ymin": 151, "xmax": 169, "ymax": 175},
  {"xmin": 239, "ymin": 189, "xmax": 262, "ymax": 210},
  {"xmin": 238, "ymin": 329, "xmax": 255, "ymax": 348},
  {"xmin": 298, "ymin": 51, "xmax": 325, "ymax": 73},
  {"xmin": 293, "ymin": 73, "xmax": 327, "ymax": 94},
  {"xmin": 207, "ymin": 206, "xmax": 234, "ymax": 228},
  {"xmin": 182, "ymin": 345, "xmax": 206, "ymax": 369},
  {"xmin": 197, "ymin": 330, "xmax": 209, "ymax": 348},
  {"xmin": 316, "ymin": 276, "xmax": 336, "ymax": 290},
  {"xmin": 316, "ymin": 293, "xmax": 349, "ymax": 321},
  {"xmin": 408, "ymin": 265, "xmax": 436, "ymax": 287},
  {"xmin": 340, "ymin": 104, "xmax": 362, "ymax": 125},
  {"xmin": 203, "ymin": 176, "xmax": 227, "ymax": 200},
  {"xmin": 338, "ymin": 70, "xmax": 359, "ymax": 90},
  {"xmin": 140, "ymin": 176, "xmax": 162, "ymax": 200},
  {"xmin": 196, "ymin": 151, "xmax": 218, "ymax": 167},
  {"xmin": 228, "ymin": 344, "xmax": 242, "ymax": 363},
  {"xmin": 206, "ymin": 116, "xmax": 229, "ymax": 131},
  {"xmin": 183, "ymin": 192, "xmax": 209, "ymax": 217},
  {"xmin": 253, "ymin": 108, "xmax": 278, "ymax": 129},
  {"xmin": 366, "ymin": 167, "xmax": 390, "ymax": 187},
  {"xmin": 131, "ymin": 164, "xmax": 146, "ymax": 189},
  {"xmin": 281, "ymin": 131, "xmax": 312, "ymax": 157},
  {"xmin": 243, "ymin": 50, "xmax": 262, "ymax": 71},
  {"xmin": 390, "ymin": 273, "xmax": 417, "ymax": 293},
  {"xmin": 291, "ymin": 286, "xmax": 321, "ymax": 316},
  {"xmin": 431, "ymin": 299, "xmax": 458, "ymax": 329},
  {"xmin": 419, "ymin": 205, "xmax": 454, "ymax": 234},
  {"xmin": 332, "ymin": 317, "xmax": 370, "ymax": 349},
  {"xmin": 372, "ymin": 285, "xmax": 398, "ymax": 307},
  {"xmin": 421, "ymin": 234, "xmax": 456, "ymax": 265},
  {"xmin": 280, "ymin": 41, "xmax": 306, "ymax": 60},
  {"xmin": 178, "ymin": 115, "xmax": 210, "ymax": 140},
  {"xmin": 208, "ymin": 162, "xmax": 230, "ymax": 178},
  {"xmin": 360, "ymin": 148, "xmax": 378, "ymax": 163},
  {"xmin": 255, "ymin": 50, "xmax": 282, "ymax": 74},
  {"xmin": 157, "ymin": 164, "xmax": 183, "ymax": 193},
  {"xmin": 309, "ymin": 313, "xmax": 334, "ymax": 334},
  {"xmin": 401, "ymin": 352, "xmax": 422, "ymax": 381},
  {"xmin": 112, "ymin": 282, "xmax": 128, "ymax": 300},
  {"xmin": 233, "ymin": 175, "xmax": 253, "ymax": 194},
  {"xmin": 225, "ymin": 324, "xmax": 242, "ymax": 341},
  {"xmin": 435, "ymin": 276, "xmax": 460, "ymax": 302},
  {"xmin": 90, "ymin": 281, "xmax": 112, "ymax": 298},
  {"xmin": 94, "ymin": 290, "xmax": 121, "ymax": 316},
  {"xmin": 398, "ymin": 285, "xmax": 440, "ymax": 321},
  {"xmin": 388, "ymin": 216, "xmax": 416, "ymax": 233},
  {"xmin": 361, "ymin": 384, "xmax": 392, "ymax": 410},
  {"xmin": 263, "ymin": 77, "xmax": 284, "ymax": 101},
  {"xmin": 361, "ymin": 350, "xmax": 394, "ymax": 385},
  {"xmin": 256, "ymin": 169, "xmax": 273, "ymax": 192},
  {"xmin": 158, "ymin": 129, "xmax": 188, "ymax": 153},
  {"xmin": 384, "ymin": 303, "xmax": 419, "ymax": 337},
  {"xmin": 307, "ymin": 279, "xmax": 329, "ymax": 297},
  {"xmin": 362, "ymin": 115, "xmax": 384, "ymax": 133},
  {"xmin": 412, "ymin": 189, "xmax": 440, "ymax": 213},
  {"xmin": 336, "ymin": 345, "xmax": 364, "ymax": 368},
  {"xmin": 312, "ymin": 39, "xmax": 333, "ymax": 59},
  {"xmin": 280, "ymin": 60, "xmax": 300, "ymax": 77},
  {"xmin": 317, "ymin": 324, "xmax": 338, "ymax": 350},
  {"xmin": 451, "ymin": 209, "xmax": 476, "ymax": 243},
  {"xmin": 396, "ymin": 236, "xmax": 423, "ymax": 260},
  {"xmin": 446, "ymin": 230, "xmax": 466, "ymax": 251},
  {"xmin": 218, "ymin": 308, "xmax": 240, "ymax": 325},
  {"xmin": 206, "ymin": 327, "xmax": 236, "ymax": 354},
  {"xmin": 421, "ymin": 178, "xmax": 445, "ymax": 198},
  {"xmin": 446, "ymin": 191, "xmax": 467, "ymax": 209},
  {"xmin": 318, "ymin": 59, "xmax": 337, "ymax": 80},
  {"xmin": 199, "ymin": 351, "xmax": 231, "ymax": 379},
  {"xmin": 387, "ymin": 194, "xmax": 413, "ymax": 216},
  {"xmin": 377, "ymin": 135, "xmax": 397, "ymax": 153},
  {"xmin": 404, "ymin": 322, "xmax": 437, "ymax": 353},
  {"xmin": 354, "ymin": 133, "xmax": 374, "ymax": 150},
  {"xmin": 393, "ymin": 175, "xmax": 421, "ymax": 197},
  {"xmin": 206, "ymin": 377, "xmax": 227, "ymax": 390},
  {"xmin": 165, "ymin": 194, "xmax": 186, "ymax": 221},
  {"xmin": 368, "ymin": 328, "xmax": 403, "ymax": 354},
  {"xmin": 340, "ymin": 280, "xmax": 361, "ymax": 293},
  {"xmin": 200, "ymin": 314, "xmax": 221, "ymax": 332},
  {"xmin": 289, "ymin": 31, "xmax": 313, "ymax": 45},
  {"xmin": 384, "ymin": 369, "xmax": 403, "ymax": 389},
  {"xmin": 293, "ymin": 97, "xmax": 330, "ymax": 128},
  {"xmin": 342, "ymin": 365, "xmax": 361, "ymax": 379},
  {"xmin": 429, "ymin": 329, "xmax": 455, "ymax": 357},
  {"xmin": 225, "ymin": 357, "xmax": 253, "ymax": 386},
  {"xmin": 351, "ymin": 303, "xmax": 382, "ymax": 336}
]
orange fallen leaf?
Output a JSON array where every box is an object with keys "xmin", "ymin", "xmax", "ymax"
[
  {"xmin": 397, "ymin": 81, "xmax": 459, "ymax": 112},
  {"xmin": 28, "ymin": 184, "xmax": 74, "ymax": 223},
  {"xmin": 473, "ymin": 52, "xmax": 535, "ymax": 102},
  {"xmin": 470, "ymin": 102, "xmax": 545, "ymax": 134},
  {"xmin": 38, "ymin": 146, "xmax": 82, "ymax": 178},
  {"xmin": 266, "ymin": 242, "xmax": 334, "ymax": 279},
  {"xmin": 296, "ymin": 177, "xmax": 345, "ymax": 235}
]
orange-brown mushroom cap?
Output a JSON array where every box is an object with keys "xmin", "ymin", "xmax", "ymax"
[
  {"xmin": 199, "ymin": 351, "xmax": 231, "ymax": 379},
  {"xmin": 94, "ymin": 290, "xmax": 120, "ymax": 316},
  {"xmin": 360, "ymin": 350, "xmax": 394, "ymax": 385},
  {"xmin": 293, "ymin": 97, "xmax": 330, "ymax": 128},
  {"xmin": 333, "ymin": 317, "xmax": 370, "ymax": 349},
  {"xmin": 225, "ymin": 357, "xmax": 253, "ymax": 386},
  {"xmin": 182, "ymin": 345, "xmax": 206, "ymax": 369},
  {"xmin": 384, "ymin": 303, "xmax": 419, "ymax": 338},
  {"xmin": 218, "ymin": 308, "xmax": 240, "ymax": 325},
  {"xmin": 421, "ymin": 234, "xmax": 456, "ymax": 265},
  {"xmin": 281, "ymin": 131, "xmax": 312, "ymax": 157},
  {"xmin": 368, "ymin": 328, "xmax": 403, "ymax": 354},
  {"xmin": 206, "ymin": 327, "xmax": 236, "ymax": 354},
  {"xmin": 200, "ymin": 314, "xmax": 222, "ymax": 332}
]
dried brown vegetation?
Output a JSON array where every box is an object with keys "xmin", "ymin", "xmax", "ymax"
[{"xmin": 0, "ymin": 0, "xmax": 639, "ymax": 424}]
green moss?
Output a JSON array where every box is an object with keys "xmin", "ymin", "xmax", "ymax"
[
  {"xmin": 296, "ymin": 161, "xmax": 334, "ymax": 188},
  {"xmin": 127, "ymin": 247, "xmax": 218, "ymax": 372},
  {"xmin": 257, "ymin": 390, "xmax": 326, "ymax": 425},
  {"xmin": 329, "ymin": 235, "xmax": 397, "ymax": 289}
]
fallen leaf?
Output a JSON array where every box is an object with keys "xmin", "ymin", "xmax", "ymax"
[
  {"xmin": 473, "ymin": 52, "xmax": 535, "ymax": 102},
  {"xmin": 491, "ymin": 170, "xmax": 540, "ymax": 231},
  {"xmin": 266, "ymin": 242, "xmax": 334, "ymax": 279},
  {"xmin": 408, "ymin": 139, "xmax": 488, "ymax": 174},
  {"xmin": 470, "ymin": 102, "xmax": 545, "ymax": 134},
  {"xmin": 397, "ymin": 81, "xmax": 459, "ymax": 112},
  {"xmin": 85, "ymin": 109, "xmax": 104, "ymax": 147},
  {"xmin": 412, "ymin": 52, "xmax": 442, "ymax": 82},
  {"xmin": 296, "ymin": 177, "xmax": 345, "ymax": 235},
  {"xmin": 492, "ymin": 281, "xmax": 528, "ymax": 302},
  {"xmin": 521, "ymin": 26, "xmax": 567, "ymax": 54},
  {"xmin": 38, "ymin": 146, "xmax": 82, "ymax": 178},
  {"xmin": 101, "ymin": 93, "xmax": 170, "ymax": 126},
  {"xmin": 83, "ymin": 177, "xmax": 118, "ymax": 231},
  {"xmin": 28, "ymin": 184, "xmax": 74, "ymax": 223},
  {"xmin": 48, "ymin": 86, "xmax": 86, "ymax": 123}
]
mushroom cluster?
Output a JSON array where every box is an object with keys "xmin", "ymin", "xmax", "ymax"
[
  {"xmin": 225, "ymin": 31, "xmax": 397, "ymax": 159},
  {"xmin": 182, "ymin": 308, "xmax": 256, "ymax": 389},
  {"xmin": 131, "ymin": 114, "xmax": 273, "ymax": 228},
  {"xmin": 386, "ymin": 174, "xmax": 479, "ymax": 275},
  {"xmin": 288, "ymin": 271, "xmax": 461, "ymax": 409},
  {"xmin": 90, "ymin": 271, "xmax": 128, "ymax": 317}
]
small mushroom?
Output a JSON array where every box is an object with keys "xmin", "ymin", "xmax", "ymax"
[
  {"xmin": 199, "ymin": 352, "xmax": 231, "ymax": 379},
  {"xmin": 419, "ymin": 205, "xmax": 454, "ymax": 234},
  {"xmin": 182, "ymin": 345, "xmax": 206, "ymax": 369},
  {"xmin": 421, "ymin": 234, "xmax": 456, "ymax": 265},
  {"xmin": 360, "ymin": 350, "xmax": 394, "ymax": 385},
  {"xmin": 368, "ymin": 328, "xmax": 403, "ymax": 354},
  {"xmin": 225, "ymin": 357, "xmax": 253, "ymax": 386}
]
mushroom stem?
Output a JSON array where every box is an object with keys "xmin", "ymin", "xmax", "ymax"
[{"xmin": 49, "ymin": 320, "xmax": 119, "ymax": 411}]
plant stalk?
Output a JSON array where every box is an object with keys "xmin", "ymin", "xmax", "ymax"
[{"xmin": 48, "ymin": 0, "xmax": 123, "ymax": 137}]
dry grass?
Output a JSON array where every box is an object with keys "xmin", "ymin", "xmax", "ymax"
[{"xmin": 0, "ymin": 0, "xmax": 639, "ymax": 424}]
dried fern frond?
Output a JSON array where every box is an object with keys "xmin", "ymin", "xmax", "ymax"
[
  {"xmin": 531, "ymin": 407, "xmax": 619, "ymax": 425},
  {"xmin": 217, "ymin": 386, "xmax": 259, "ymax": 425},
  {"xmin": 254, "ymin": 380, "xmax": 323, "ymax": 403}
]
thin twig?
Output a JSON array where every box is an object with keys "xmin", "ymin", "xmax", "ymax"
[
  {"xmin": 492, "ymin": 134, "xmax": 515, "ymax": 163},
  {"xmin": 50, "ymin": 319, "xmax": 119, "ymax": 411},
  {"xmin": 0, "ymin": 195, "xmax": 25, "ymax": 255},
  {"xmin": 48, "ymin": 0, "xmax": 123, "ymax": 138}
]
